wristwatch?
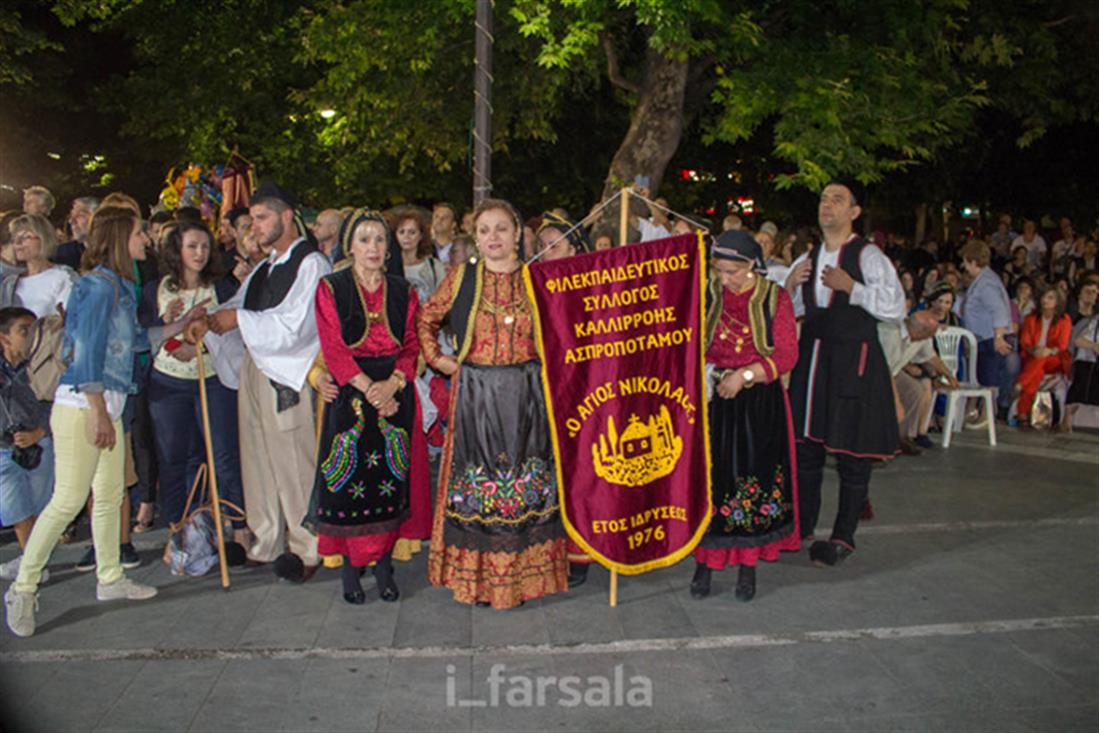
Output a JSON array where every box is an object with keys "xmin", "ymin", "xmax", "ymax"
[{"xmin": 740, "ymin": 368, "xmax": 755, "ymax": 387}]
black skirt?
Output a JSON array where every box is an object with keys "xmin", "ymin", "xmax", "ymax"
[
  {"xmin": 701, "ymin": 381, "xmax": 797, "ymax": 549},
  {"xmin": 789, "ymin": 336, "xmax": 900, "ymax": 458},
  {"xmin": 440, "ymin": 362, "xmax": 564, "ymax": 553},
  {"xmin": 310, "ymin": 355, "xmax": 414, "ymax": 537},
  {"xmin": 1066, "ymin": 361, "xmax": 1099, "ymax": 406}
]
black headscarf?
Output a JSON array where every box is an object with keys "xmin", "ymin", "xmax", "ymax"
[
  {"xmin": 537, "ymin": 210, "xmax": 589, "ymax": 254},
  {"xmin": 711, "ymin": 229, "xmax": 766, "ymax": 274},
  {"xmin": 338, "ymin": 208, "xmax": 404, "ymax": 279}
]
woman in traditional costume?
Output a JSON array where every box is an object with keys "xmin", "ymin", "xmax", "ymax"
[
  {"xmin": 311, "ymin": 209, "xmax": 430, "ymax": 604},
  {"xmin": 691, "ymin": 230, "xmax": 800, "ymax": 601},
  {"xmin": 418, "ymin": 198, "xmax": 568, "ymax": 609}
]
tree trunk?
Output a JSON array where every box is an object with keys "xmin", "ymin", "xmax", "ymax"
[
  {"xmin": 914, "ymin": 203, "xmax": 928, "ymax": 245},
  {"xmin": 597, "ymin": 45, "xmax": 688, "ymax": 233}
]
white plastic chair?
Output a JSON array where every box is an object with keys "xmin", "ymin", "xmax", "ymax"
[{"xmin": 933, "ymin": 326, "xmax": 997, "ymax": 447}]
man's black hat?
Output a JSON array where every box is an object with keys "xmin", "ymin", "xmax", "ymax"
[
  {"xmin": 824, "ymin": 177, "xmax": 865, "ymax": 207},
  {"xmin": 251, "ymin": 182, "xmax": 298, "ymax": 211}
]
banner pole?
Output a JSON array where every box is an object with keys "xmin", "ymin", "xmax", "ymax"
[
  {"xmin": 618, "ymin": 186, "xmax": 630, "ymax": 246},
  {"xmin": 609, "ymin": 184, "xmax": 630, "ymax": 608}
]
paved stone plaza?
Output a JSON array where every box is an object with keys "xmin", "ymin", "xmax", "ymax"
[{"xmin": 1, "ymin": 429, "xmax": 1096, "ymax": 732}]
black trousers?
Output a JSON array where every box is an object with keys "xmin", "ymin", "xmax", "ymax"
[
  {"xmin": 128, "ymin": 386, "xmax": 159, "ymax": 504},
  {"xmin": 796, "ymin": 441, "xmax": 873, "ymax": 548}
]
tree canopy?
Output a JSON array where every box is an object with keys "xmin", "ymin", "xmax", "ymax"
[{"xmin": 1, "ymin": 0, "xmax": 1096, "ymax": 222}]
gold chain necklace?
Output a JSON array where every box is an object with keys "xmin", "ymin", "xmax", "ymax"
[
  {"xmin": 717, "ymin": 312, "xmax": 751, "ymax": 353},
  {"xmin": 481, "ymin": 269, "xmax": 525, "ymax": 325}
]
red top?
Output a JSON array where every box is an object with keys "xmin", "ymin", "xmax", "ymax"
[
  {"xmin": 706, "ymin": 281, "xmax": 798, "ymax": 382},
  {"xmin": 315, "ymin": 278, "xmax": 420, "ymax": 385},
  {"xmin": 1019, "ymin": 312, "xmax": 1072, "ymax": 373},
  {"xmin": 417, "ymin": 265, "xmax": 538, "ymax": 368}
]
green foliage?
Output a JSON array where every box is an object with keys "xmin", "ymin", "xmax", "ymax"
[
  {"xmin": 0, "ymin": 8, "xmax": 60, "ymax": 85},
  {"xmin": 2, "ymin": 0, "xmax": 1096, "ymax": 211}
]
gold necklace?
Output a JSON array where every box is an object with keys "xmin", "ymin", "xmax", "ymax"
[
  {"xmin": 481, "ymin": 268, "xmax": 526, "ymax": 325},
  {"xmin": 354, "ymin": 268, "xmax": 384, "ymax": 325},
  {"xmin": 717, "ymin": 312, "xmax": 752, "ymax": 353}
]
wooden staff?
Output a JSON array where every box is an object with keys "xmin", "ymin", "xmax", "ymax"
[
  {"xmin": 195, "ymin": 345, "xmax": 231, "ymax": 589},
  {"xmin": 607, "ymin": 185, "xmax": 635, "ymax": 607}
]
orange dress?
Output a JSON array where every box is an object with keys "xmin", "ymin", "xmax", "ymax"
[{"xmin": 417, "ymin": 262, "xmax": 568, "ymax": 608}]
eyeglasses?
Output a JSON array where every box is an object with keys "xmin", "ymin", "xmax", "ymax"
[{"xmin": 14, "ymin": 233, "xmax": 41, "ymax": 244}]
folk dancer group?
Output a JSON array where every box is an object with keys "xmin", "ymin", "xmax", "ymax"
[{"xmin": 5, "ymin": 179, "xmax": 902, "ymax": 638}]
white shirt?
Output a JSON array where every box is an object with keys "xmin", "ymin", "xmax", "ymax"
[
  {"xmin": 1011, "ymin": 234, "xmax": 1047, "ymax": 267},
  {"xmin": 637, "ymin": 218, "xmax": 671, "ymax": 243},
  {"xmin": 789, "ymin": 240, "xmax": 906, "ymax": 324},
  {"xmin": 879, "ymin": 320, "xmax": 937, "ymax": 377},
  {"xmin": 15, "ymin": 266, "xmax": 77, "ymax": 318},
  {"xmin": 53, "ymin": 386, "xmax": 127, "ymax": 422},
  {"xmin": 434, "ymin": 241, "xmax": 453, "ymax": 264},
  {"xmin": 214, "ymin": 239, "xmax": 332, "ymax": 391}
]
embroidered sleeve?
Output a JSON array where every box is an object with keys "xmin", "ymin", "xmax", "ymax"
[
  {"xmin": 315, "ymin": 279, "xmax": 361, "ymax": 386},
  {"xmin": 417, "ymin": 265, "xmax": 461, "ymax": 370}
]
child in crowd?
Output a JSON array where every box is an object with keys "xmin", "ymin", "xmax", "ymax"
[{"xmin": 0, "ymin": 307, "xmax": 54, "ymax": 582}]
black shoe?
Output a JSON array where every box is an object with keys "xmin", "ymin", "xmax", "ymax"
[
  {"xmin": 567, "ymin": 562, "xmax": 590, "ymax": 588},
  {"xmin": 689, "ymin": 564, "xmax": 712, "ymax": 599},
  {"xmin": 734, "ymin": 565, "xmax": 756, "ymax": 602},
  {"xmin": 914, "ymin": 434, "xmax": 934, "ymax": 450},
  {"xmin": 475, "ymin": 601, "xmax": 491, "ymax": 607},
  {"xmin": 343, "ymin": 590, "xmax": 367, "ymax": 605},
  {"xmin": 75, "ymin": 546, "xmax": 96, "ymax": 572},
  {"xmin": 273, "ymin": 552, "xmax": 306, "ymax": 582},
  {"xmin": 809, "ymin": 540, "xmax": 854, "ymax": 567},
  {"xmin": 120, "ymin": 543, "xmax": 141, "ymax": 569},
  {"xmin": 372, "ymin": 559, "xmax": 399, "ymax": 602}
]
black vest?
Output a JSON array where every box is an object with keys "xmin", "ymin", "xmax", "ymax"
[
  {"xmin": 450, "ymin": 262, "xmax": 481, "ymax": 358},
  {"xmin": 801, "ymin": 237, "xmax": 877, "ymax": 343},
  {"xmin": 322, "ymin": 267, "xmax": 410, "ymax": 349},
  {"xmin": 243, "ymin": 239, "xmax": 319, "ymax": 312}
]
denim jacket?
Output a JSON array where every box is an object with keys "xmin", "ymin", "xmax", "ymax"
[{"xmin": 58, "ymin": 266, "xmax": 146, "ymax": 395}]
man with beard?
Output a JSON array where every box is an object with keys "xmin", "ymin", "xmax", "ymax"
[
  {"xmin": 785, "ymin": 180, "xmax": 905, "ymax": 567},
  {"xmin": 53, "ymin": 197, "xmax": 99, "ymax": 270},
  {"xmin": 189, "ymin": 183, "xmax": 331, "ymax": 582}
]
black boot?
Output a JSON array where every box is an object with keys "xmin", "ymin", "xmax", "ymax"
[
  {"xmin": 372, "ymin": 553, "xmax": 399, "ymax": 602},
  {"xmin": 734, "ymin": 565, "xmax": 756, "ymax": 602},
  {"xmin": 689, "ymin": 564, "xmax": 712, "ymax": 599},
  {"xmin": 567, "ymin": 562, "xmax": 590, "ymax": 588},
  {"xmin": 342, "ymin": 556, "xmax": 366, "ymax": 604}
]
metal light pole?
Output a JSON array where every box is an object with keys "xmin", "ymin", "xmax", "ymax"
[{"xmin": 473, "ymin": 0, "xmax": 493, "ymax": 205}]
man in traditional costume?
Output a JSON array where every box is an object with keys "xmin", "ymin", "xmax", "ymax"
[
  {"xmin": 191, "ymin": 182, "xmax": 332, "ymax": 582},
  {"xmin": 785, "ymin": 180, "xmax": 905, "ymax": 566}
]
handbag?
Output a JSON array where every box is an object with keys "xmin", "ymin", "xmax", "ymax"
[
  {"xmin": 166, "ymin": 463, "xmax": 245, "ymax": 577},
  {"xmin": 1030, "ymin": 391, "xmax": 1054, "ymax": 430}
]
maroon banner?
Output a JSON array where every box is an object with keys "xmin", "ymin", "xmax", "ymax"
[{"xmin": 524, "ymin": 234, "xmax": 712, "ymax": 574}]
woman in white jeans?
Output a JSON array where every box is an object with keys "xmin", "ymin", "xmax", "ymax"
[{"xmin": 5, "ymin": 205, "xmax": 158, "ymax": 638}]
